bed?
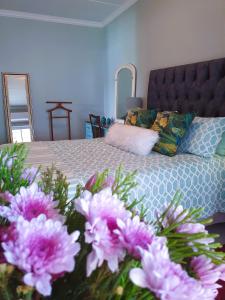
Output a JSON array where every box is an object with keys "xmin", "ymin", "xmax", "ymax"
[
  {"xmin": 4, "ymin": 58, "xmax": 225, "ymax": 220},
  {"xmin": 24, "ymin": 139, "xmax": 225, "ymax": 220}
]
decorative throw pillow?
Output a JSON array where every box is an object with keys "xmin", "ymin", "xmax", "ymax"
[
  {"xmin": 216, "ymin": 132, "xmax": 225, "ymax": 156},
  {"xmin": 152, "ymin": 112, "xmax": 195, "ymax": 156},
  {"xmin": 179, "ymin": 117, "xmax": 225, "ymax": 158},
  {"xmin": 125, "ymin": 108, "xmax": 157, "ymax": 128},
  {"xmin": 151, "ymin": 111, "xmax": 171, "ymax": 132},
  {"xmin": 105, "ymin": 123, "xmax": 159, "ymax": 156}
]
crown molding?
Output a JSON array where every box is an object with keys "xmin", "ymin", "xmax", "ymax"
[
  {"xmin": 0, "ymin": 9, "xmax": 103, "ymax": 28},
  {"xmin": 102, "ymin": 0, "xmax": 139, "ymax": 26},
  {"xmin": 0, "ymin": 0, "xmax": 140, "ymax": 28},
  {"xmin": 88, "ymin": 0, "xmax": 119, "ymax": 7}
]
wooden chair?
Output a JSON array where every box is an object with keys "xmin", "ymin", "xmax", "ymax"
[{"xmin": 89, "ymin": 114, "xmax": 104, "ymax": 138}]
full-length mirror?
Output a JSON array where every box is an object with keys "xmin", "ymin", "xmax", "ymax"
[
  {"xmin": 115, "ymin": 64, "xmax": 137, "ymax": 120},
  {"xmin": 2, "ymin": 73, "xmax": 34, "ymax": 143}
]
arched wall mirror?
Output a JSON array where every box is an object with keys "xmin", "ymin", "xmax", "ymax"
[
  {"xmin": 2, "ymin": 73, "xmax": 34, "ymax": 143},
  {"xmin": 115, "ymin": 64, "xmax": 137, "ymax": 120}
]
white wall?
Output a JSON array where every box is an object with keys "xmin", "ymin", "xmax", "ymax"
[{"xmin": 104, "ymin": 0, "xmax": 225, "ymax": 116}]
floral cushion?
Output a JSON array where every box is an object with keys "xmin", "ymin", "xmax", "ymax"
[
  {"xmin": 151, "ymin": 111, "xmax": 171, "ymax": 132},
  {"xmin": 152, "ymin": 112, "xmax": 195, "ymax": 156},
  {"xmin": 125, "ymin": 108, "xmax": 157, "ymax": 128},
  {"xmin": 179, "ymin": 117, "xmax": 225, "ymax": 158}
]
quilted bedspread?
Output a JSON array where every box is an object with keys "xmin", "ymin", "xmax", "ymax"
[{"xmin": 22, "ymin": 139, "xmax": 225, "ymax": 220}]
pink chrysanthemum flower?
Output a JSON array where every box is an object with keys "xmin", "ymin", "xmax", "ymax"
[
  {"xmin": 162, "ymin": 203, "xmax": 214, "ymax": 246},
  {"xmin": 0, "ymin": 151, "xmax": 15, "ymax": 168},
  {"xmin": 130, "ymin": 239, "xmax": 205, "ymax": 300},
  {"xmin": 161, "ymin": 204, "xmax": 188, "ymax": 228},
  {"xmin": 75, "ymin": 188, "xmax": 131, "ymax": 276},
  {"xmin": 0, "ymin": 225, "xmax": 17, "ymax": 264},
  {"xmin": 2, "ymin": 215, "xmax": 80, "ymax": 296},
  {"xmin": 217, "ymin": 264, "xmax": 225, "ymax": 281},
  {"xmin": 102, "ymin": 176, "xmax": 115, "ymax": 189},
  {"xmin": 85, "ymin": 174, "xmax": 115, "ymax": 192},
  {"xmin": 0, "ymin": 183, "xmax": 63, "ymax": 222},
  {"xmin": 177, "ymin": 223, "xmax": 214, "ymax": 245},
  {"xmin": 115, "ymin": 216, "xmax": 155, "ymax": 258},
  {"xmin": 21, "ymin": 167, "xmax": 40, "ymax": 184},
  {"xmin": 85, "ymin": 174, "xmax": 97, "ymax": 191},
  {"xmin": 0, "ymin": 191, "xmax": 13, "ymax": 203},
  {"xmin": 191, "ymin": 255, "xmax": 225, "ymax": 299}
]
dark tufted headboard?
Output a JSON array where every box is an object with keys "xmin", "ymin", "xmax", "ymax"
[{"xmin": 147, "ymin": 58, "xmax": 225, "ymax": 117}]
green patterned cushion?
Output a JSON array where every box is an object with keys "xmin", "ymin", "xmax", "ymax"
[
  {"xmin": 216, "ymin": 132, "xmax": 225, "ymax": 156},
  {"xmin": 152, "ymin": 112, "xmax": 196, "ymax": 156},
  {"xmin": 179, "ymin": 117, "xmax": 225, "ymax": 157},
  {"xmin": 125, "ymin": 108, "xmax": 157, "ymax": 128},
  {"xmin": 151, "ymin": 111, "xmax": 171, "ymax": 131}
]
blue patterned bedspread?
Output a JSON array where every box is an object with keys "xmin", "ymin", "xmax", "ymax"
[{"xmin": 24, "ymin": 139, "xmax": 225, "ymax": 221}]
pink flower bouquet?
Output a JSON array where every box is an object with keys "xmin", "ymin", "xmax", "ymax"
[{"xmin": 0, "ymin": 143, "xmax": 224, "ymax": 300}]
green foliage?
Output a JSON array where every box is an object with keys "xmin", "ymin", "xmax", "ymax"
[
  {"xmin": 39, "ymin": 168, "xmax": 225, "ymax": 300},
  {"xmin": 75, "ymin": 166, "xmax": 138, "ymax": 203},
  {"xmin": 0, "ymin": 264, "xmax": 33, "ymax": 300},
  {"xmin": 113, "ymin": 166, "xmax": 138, "ymax": 202},
  {"xmin": 51, "ymin": 167, "xmax": 152, "ymax": 300},
  {"xmin": 86, "ymin": 259, "xmax": 155, "ymax": 300},
  {"xmin": 39, "ymin": 165, "xmax": 55, "ymax": 195},
  {"xmin": 156, "ymin": 192, "xmax": 225, "ymax": 265},
  {"xmin": 39, "ymin": 165, "xmax": 87, "ymax": 236},
  {"xmin": 0, "ymin": 143, "xmax": 28, "ymax": 196},
  {"xmin": 112, "ymin": 167, "xmax": 148, "ymax": 220},
  {"xmin": 39, "ymin": 165, "xmax": 71, "ymax": 216},
  {"xmin": 51, "ymin": 258, "xmax": 156, "ymax": 300},
  {"xmin": 88, "ymin": 169, "xmax": 110, "ymax": 194},
  {"xmin": 0, "ymin": 144, "xmax": 224, "ymax": 300}
]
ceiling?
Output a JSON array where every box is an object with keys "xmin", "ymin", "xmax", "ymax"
[{"xmin": 0, "ymin": 0, "xmax": 138, "ymax": 27}]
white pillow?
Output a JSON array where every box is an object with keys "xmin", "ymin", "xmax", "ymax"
[{"xmin": 105, "ymin": 123, "xmax": 159, "ymax": 156}]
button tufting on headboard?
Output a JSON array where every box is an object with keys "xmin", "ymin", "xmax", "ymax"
[{"xmin": 148, "ymin": 57, "xmax": 225, "ymax": 117}]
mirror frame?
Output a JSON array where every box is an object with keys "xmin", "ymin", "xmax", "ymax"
[
  {"xmin": 2, "ymin": 72, "xmax": 34, "ymax": 143},
  {"xmin": 114, "ymin": 64, "xmax": 137, "ymax": 121}
]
